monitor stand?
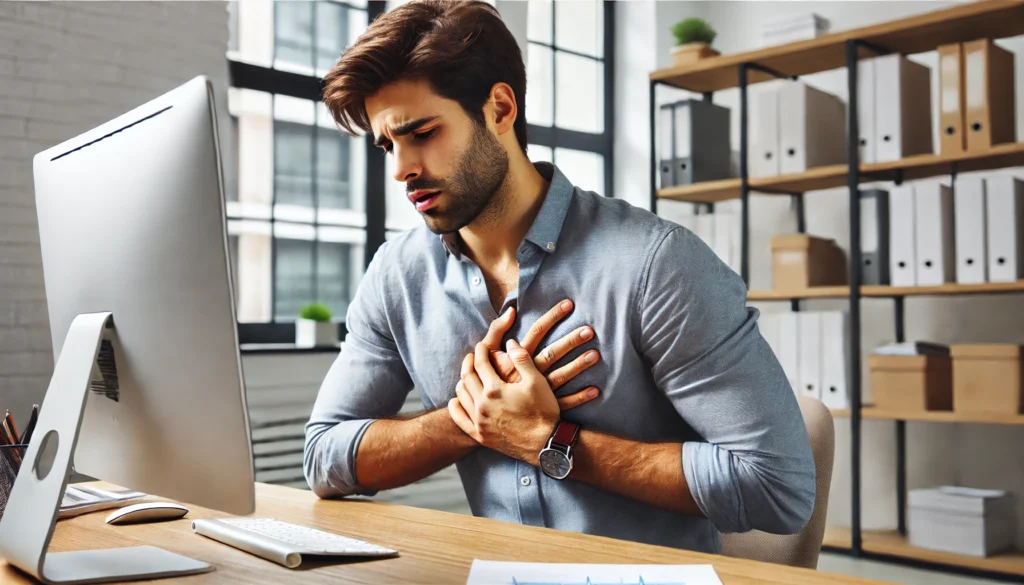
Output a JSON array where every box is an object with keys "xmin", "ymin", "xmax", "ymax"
[{"xmin": 0, "ymin": 312, "xmax": 214, "ymax": 585}]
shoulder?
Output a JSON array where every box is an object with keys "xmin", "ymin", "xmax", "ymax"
[{"xmin": 566, "ymin": 187, "xmax": 700, "ymax": 267}]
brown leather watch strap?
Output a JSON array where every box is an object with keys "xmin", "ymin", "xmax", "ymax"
[{"xmin": 551, "ymin": 421, "xmax": 580, "ymax": 448}]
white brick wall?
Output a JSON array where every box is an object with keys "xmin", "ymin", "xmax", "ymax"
[{"xmin": 0, "ymin": 1, "xmax": 231, "ymax": 421}]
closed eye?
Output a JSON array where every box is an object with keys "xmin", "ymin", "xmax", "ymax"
[{"xmin": 413, "ymin": 128, "xmax": 436, "ymax": 142}]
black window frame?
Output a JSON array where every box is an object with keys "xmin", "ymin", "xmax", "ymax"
[
  {"xmin": 526, "ymin": 0, "xmax": 615, "ymax": 199},
  {"xmin": 229, "ymin": 0, "xmax": 614, "ymax": 346}
]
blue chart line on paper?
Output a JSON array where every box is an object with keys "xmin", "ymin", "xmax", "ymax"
[{"xmin": 466, "ymin": 561, "xmax": 722, "ymax": 585}]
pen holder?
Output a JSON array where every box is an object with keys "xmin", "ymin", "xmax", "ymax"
[{"xmin": 0, "ymin": 444, "xmax": 27, "ymax": 522}]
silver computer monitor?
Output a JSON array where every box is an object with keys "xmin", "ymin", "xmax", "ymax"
[{"xmin": 0, "ymin": 76, "xmax": 254, "ymax": 584}]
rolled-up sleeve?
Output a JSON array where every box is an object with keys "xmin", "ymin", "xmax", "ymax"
[
  {"xmin": 303, "ymin": 244, "xmax": 414, "ymax": 498},
  {"xmin": 638, "ymin": 226, "xmax": 815, "ymax": 534}
]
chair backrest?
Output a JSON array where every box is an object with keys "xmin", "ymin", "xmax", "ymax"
[{"xmin": 719, "ymin": 396, "xmax": 835, "ymax": 569}]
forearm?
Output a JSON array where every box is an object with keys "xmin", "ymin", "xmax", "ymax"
[
  {"xmin": 355, "ymin": 408, "xmax": 478, "ymax": 492},
  {"xmin": 567, "ymin": 430, "xmax": 702, "ymax": 517}
]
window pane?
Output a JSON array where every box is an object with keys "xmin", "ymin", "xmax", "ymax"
[
  {"xmin": 274, "ymin": 238, "xmax": 314, "ymax": 320},
  {"xmin": 317, "ymin": 241, "xmax": 352, "ymax": 318},
  {"xmin": 555, "ymin": 0, "xmax": 601, "ymax": 57},
  {"xmin": 274, "ymin": 120, "xmax": 314, "ymax": 206},
  {"xmin": 275, "ymin": 1, "xmax": 314, "ymax": 67},
  {"xmin": 527, "ymin": 0, "xmax": 552, "ymax": 44},
  {"xmin": 526, "ymin": 44, "xmax": 553, "ymax": 127},
  {"xmin": 555, "ymin": 51, "xmax": 602, "ymax": 132},
  {"xmin": 555, "ymin": 148, "xmax": 604, "ymax": 195},
  {"xmin": 315, "ymin": 1, "xmax": 348, "ymax": 72},
  {"xmin": 228, "ymin": 1, "xmax": 239, "ymax": 52},
  {"xmin": 528, "ymin": 144, "xmax": 552, "ymax": 164},
  {"xmin": 316, "ymin": 128, "xmax": 350, "ymax": 209}
]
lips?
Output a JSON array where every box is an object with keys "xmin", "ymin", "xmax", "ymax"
[{"xmin": 409, "ymin": 190, "xmax": 441, "ymax": 211}]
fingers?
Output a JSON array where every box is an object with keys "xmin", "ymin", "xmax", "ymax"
[
  {"xmin": 557, "ymin": 387, "xmax": 601, "ymax": 410},
  {"xmin": 473, "ymin": 342, "xmax": 502, "ymax": 389},
  {"xmin": 460, "ymin": 355, "xmax": 485, "ymax": 400},
  {"xmin": 534, "ymin": 326, "xmax": 595, "ymax": 373},
  {"xmin": 546, "ymin": 349, "xmax": 601, "ymax": 390},
  {"xmin": 505, "ymin": 338, "xmax": 542, "ymax": 382},
  {"xmin": 481, "ymin": 306, "xmax": 516, "ymax": 350},
  {"xmin": 455, "ymin": 380, "xmax": 475, "ymax": 416},
  {"xmin": 448, "ymin": 397, "xmax": 476, "ymax": 436},
  {"xmin": 521, "ymin": 299, "xmax": 574, "ymax": 354}
]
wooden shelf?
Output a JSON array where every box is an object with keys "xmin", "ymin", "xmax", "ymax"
[
  {"xmin": 747, "ymin": 280, "xmax": 1024, "ymax": 301},
  {"xmin": 650, "ymin": 0, "xmax": 1024, "ymax": 93},
  {"xmin": 829, "ymin": 408, "xmax": 1024, "ymax": 425},
  {"xmin": 823, "ymin": 526, "xmax": 1024, "ymax": 576},
  {"xmin": 657, "ymin": 142, "xmax": 1024, "ymax": 203},
  {"xmin": 747, "ymin": 287, "xmax": 850, "ymax": 301}
]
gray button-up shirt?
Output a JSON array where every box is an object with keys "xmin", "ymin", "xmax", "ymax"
[{"xmin": 304, "ymin": 163, "xmax": 815, "ymax": 553}]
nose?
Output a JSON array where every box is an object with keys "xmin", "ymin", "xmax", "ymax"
[{"xmin": 391, "ymin": 144, "xmax": 422, "ymax": 184}]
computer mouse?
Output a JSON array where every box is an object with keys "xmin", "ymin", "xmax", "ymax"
[{"xmin": 105, "ymin": 502, "xmax": 190, "ymax": 525}]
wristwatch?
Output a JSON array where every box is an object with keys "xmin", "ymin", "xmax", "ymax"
[{"xmin": 538, "ymin": 420, "xmax": 580, "ymax": 480}]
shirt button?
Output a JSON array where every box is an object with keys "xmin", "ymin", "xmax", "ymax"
[
  {"xmin": 520, "ymin": 476, "xmax": 532, "ymax": 487},
  {"xmin": 546, "ymin": 242, "xmax": 555, "ymax": 251},
  {"xmin": 471, "ymin": 276, "xmax": 482, "ymax": 286}
]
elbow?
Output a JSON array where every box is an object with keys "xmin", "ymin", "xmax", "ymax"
[
  {"xmin": 750, "ymin": 460, "xmax": 816, "ymax": 535},
  {"xmin": 766, "ymin": 484, "xmax": 814, "ymax": 535}
]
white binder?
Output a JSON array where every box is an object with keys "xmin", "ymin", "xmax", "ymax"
[
  {"xmin": 712, "ymin": 213, "xmax": 733, "ymax": 269},
  {"xmin": 914, "ymin": 182, "xmax": 956, "ymax": 286},
  {"xmin": 820, "ymin": 311, "xmax": 849, "ymax": 410},
  {"xmin": 751, "ymin": 82, "xmax": 781, "ymax": 178},
  {"xmin": 875, "ymin": 54, "xmax": 934, "ymax": 162},
  {"xmin": 758, "ymin": 313, "xmax": 781, "ymax": 360},
  {"xmin": 858, "ymin": 57, "xmax": 877, "ymax": 165},
  {"xmin": 985, "ymin": 176, "xmax": 1024, "ymax": 282},
  {"xmin": 777, "ymin": 312, "xmax": 800, "ymax": 395},
  {"xmin": 889, "ymin": 184, "xmax": 917, "ymax": 286},
  {"xmin": 954, "ymin": 176, "xmax": 987, "ymax": 284},
  {"xmin": 779, "ymin": 80, "xmax": 847, "ymax": 175},
  {"xmin": 797, "ymin": 311, "xmax": 822, "ymax": 400},
  {"xmin": 695, "ymin": 214, "xmax": 715, "ymax": 249}
]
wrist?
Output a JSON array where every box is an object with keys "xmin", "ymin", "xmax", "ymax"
[{"xmin": 523, "ymin": 414, "xmax": 559, "ymax": 465}]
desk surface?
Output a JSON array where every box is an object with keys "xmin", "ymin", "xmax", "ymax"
[{"xmin": 2, "ymin": 483, "xmax": 887, "ymax": 585}]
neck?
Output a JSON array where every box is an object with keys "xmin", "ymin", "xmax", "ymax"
[{"xmin": 458, "ymin": 154, "xmax": 548, "ymax": 268}]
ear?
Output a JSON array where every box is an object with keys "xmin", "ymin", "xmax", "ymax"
[{"xmin": 488, "ymin": 82, "xmax": 518, "ymax": 137}]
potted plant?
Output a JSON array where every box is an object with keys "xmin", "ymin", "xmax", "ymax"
[
  {"xmin": 671, "ymin": 17, "xmax": 719, "ymax": 66},
  {"xmin": 295, "ymin": 303, "xmax": 337, "ymax": 348}
]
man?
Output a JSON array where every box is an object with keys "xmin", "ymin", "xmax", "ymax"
[{"xmin": 304, "ymin": 0, "xmax": 815, "ymax": 554}]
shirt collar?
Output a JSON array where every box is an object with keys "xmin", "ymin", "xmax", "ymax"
[{"xmin": 440, "ymin": 162, "xmax": 574, "ymax": 257}]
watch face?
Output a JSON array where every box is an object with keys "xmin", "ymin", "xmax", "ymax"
[{"xmin": 539, "ymin": 448, "xmax": 571, "ymax": 480}]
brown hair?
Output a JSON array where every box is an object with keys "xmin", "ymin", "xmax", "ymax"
[{"xmin": 322, "ymin": 0, "xmax": 528, "ymax": 153}]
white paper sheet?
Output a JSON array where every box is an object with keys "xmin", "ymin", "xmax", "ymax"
[{"xmin": 466, "ymin": 560, "xmax": 723, "ymax": 585}]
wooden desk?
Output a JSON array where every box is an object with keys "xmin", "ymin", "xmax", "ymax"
[{"xmin": 1, "ymin": 483, "xmax": 888, "ymax": 584}]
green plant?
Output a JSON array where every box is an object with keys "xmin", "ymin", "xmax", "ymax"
[
  {"xmin": 299, "ymin": 303, "xmax": 333, "ymax": 322},
  {"xmin": 672, "ymin": 17, "xmax": 716, "ymax": 46}
]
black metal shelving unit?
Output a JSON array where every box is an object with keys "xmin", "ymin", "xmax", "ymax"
[{"xmin": 648, "ymin": 17, "xmax": 1024, "ymax": 583}]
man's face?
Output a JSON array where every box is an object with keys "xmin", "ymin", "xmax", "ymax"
[{"xmin": 366, "ymin": 79, "xmax": 509, "ymax": 234}]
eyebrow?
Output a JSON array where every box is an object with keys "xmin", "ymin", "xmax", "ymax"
[{"xmin": 374, "ymin": 116, "xmax": 439, "ymax": 148}]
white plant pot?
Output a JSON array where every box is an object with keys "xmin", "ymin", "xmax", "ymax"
[{"xmin": 295, "ymin": 319, "xmax": 337, "ymax": 348}]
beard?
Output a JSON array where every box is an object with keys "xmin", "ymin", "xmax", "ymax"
[{"xmin": 408, "ymin": 122, "xmax": 510, "ymax": 235}]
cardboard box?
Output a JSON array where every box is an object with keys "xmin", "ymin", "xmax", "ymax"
[
  {"xmin": 869, "ymin": 354, "xmax": 952, "ymax": 412},
  {"xmin": 951, "ymin": 344, "xmax": 1023, "ymax": 414},
  {"xmin": 770, "ymin": 234, "xmax": 848, "ymax": 291}
]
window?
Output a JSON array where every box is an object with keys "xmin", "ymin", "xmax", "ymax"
[
  {"xmin": 525, "ymin": 0, "xmax": 613, "ymax": 197},
  {"xmin": 228, "ymin": 1, "xmax": 382, "ymax": 342}
]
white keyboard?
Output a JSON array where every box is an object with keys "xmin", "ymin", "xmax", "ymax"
[
  {"xmin": 192, "ymin": 517, "xmax": 397, "ymax": 568},
  {"xmin": 221, "ymin": 518, "xmax": 396, "ymax": 554}
]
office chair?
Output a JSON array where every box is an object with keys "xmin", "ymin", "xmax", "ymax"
[{"xmin": 719, "ymin": 396, "xmax": 835, "ymax": 569}]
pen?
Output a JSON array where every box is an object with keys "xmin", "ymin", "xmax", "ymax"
[
  {"xmin": 0, "ymin": 419, "xmax": 19, "ymax": 471},
  {"xmin": 21, "ymin": 405, "xmax": 39, "ymax": 446},
  {"xmin": 5, "ymin": 410, "xmax": 19, "ymax": 444}
]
